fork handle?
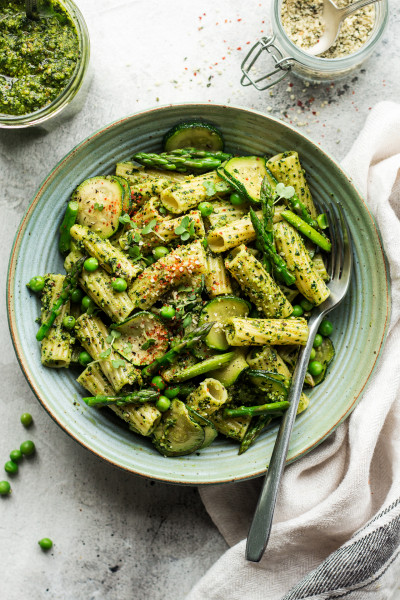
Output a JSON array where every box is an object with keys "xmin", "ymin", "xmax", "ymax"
[{"xmin": 246, "ymin": 312, "xmax": 323, "ymax": 562}]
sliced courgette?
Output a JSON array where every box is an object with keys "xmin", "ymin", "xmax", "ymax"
[
  {"xmin": 112, "ymin": 311, "xmax": 169, "ymax": 367},
  {"xmin": 209, "ymin": 348, "xmax": 249, "ymax": 387},
  {"xmin": 72, "ymin": 176, "xmax": 124, "ymax": 239},
  {"xmin": 108, "ymin": 175, "xmax": 131, "ymax": 214},
  {"xmin": 221, "ymin": 156, "xmax": 268, "ymax": 204},
  {"xmin": 311, "ymin": 337, "xmax": 335, "ymax": 385},
  {"xmin": 187, "ymin": 407, "xmax": 218, "ymax": 449},
  {"xmin": 247, "ymin": 369, "xmax": 290, "ymax": 402},
  {"xmin": 152, "ymin": 399, "xmax": 205, "ymax": 457},
  {"xmin": 163, "ymin": 121, "xmax": 224, "ymax": 152},
  {"xmin": 199, "ymin": 295, "xmax": 250, "ymax": 351}
]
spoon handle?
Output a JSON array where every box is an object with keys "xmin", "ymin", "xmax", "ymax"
[
  {"xmin": 339, "ymin": 0, "xmax": 380, "ymax": 19},
  {"xmin": 245, "ymin": 312, "xmax": 322, "ymax": 562}
]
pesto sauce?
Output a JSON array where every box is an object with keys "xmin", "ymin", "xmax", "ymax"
[{"xmin": 0, "ymin": 0, "xmax": 80, "ymax": 116}]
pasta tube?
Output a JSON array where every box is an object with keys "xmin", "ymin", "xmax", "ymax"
[
  {"xmin": 225, "ymin": 245, "xmax": 293, "ymax": 318},
  {"xmin": 225, "ymin": 318, "xmax": 309, "ymax": 346},
  {"xmin": 186, "ymin": 378, "xmax": 228, "ymax": 418},
  {"xmin": 204, "ymin": 252, "xmax": 233, "ymax": 297},
  {"xmin": 40, "ymin": 274, "xmax": 73, "ymax": 368},
  {"xmin": 115, "ymin": 163, "xmax": 191, "ymax": 202},
  {"xmin": 128, "ymin": 240, "xmax": 207, "ymax": 310},
  {"xmin": 76, "ymin": 313, "xmax": 141, "ymax": 391},
  {"xmin": 207, "ymin": 211, "xmax": 263, "ymax": 253},
  {"xmin": 207, "ymin": 200, "xmax": 247, "ymax": 230},
  {"xmin": 208, "ymin": 410, "xmax": 251, "ymax": 442},
  {"xmin": 70, "ymin": 224, "xmax": 142, "ymax": 282},
  {"xmin": 118, "ymin": 197, "xmax": 169, "ymax": 252},
  {"xmin": 160, "ymin": 171, "xmax": 231, "ymax": 214},
  {"xmin": 267, "ymin": 151, "xmax": 317, "ymax": 219},
  {"xmin": 274, "ymin": 221, "xmax": 330, "ymax": 306},
  {"xmin": 79, "ymin": 267, "xmax": 134, "ymax": 323}
]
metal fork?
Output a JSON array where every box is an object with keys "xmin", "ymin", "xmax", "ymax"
[{"xmin": 246, "ymin": 201, "xmax": 353, "ymax": 562}]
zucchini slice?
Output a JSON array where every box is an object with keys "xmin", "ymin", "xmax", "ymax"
[
  {"xmin": 199, "ymin": 295, "xmax": 251, "ymax": 351},
  {"xmin": 112, "ymin": 312, "xmax": 169, "ymax": 366},
  {"xmin": 310, "ymin": 337, "xmax": 335, "ymax": 385},
  {"xmin": 152, "ymin": 399, "xmax": 205, "ymax": 457},
  {"xmin": 163, "ymin": 121, "xmax": 224, "ymax": 152},
  {"xmin": 72, "ymin": 176, "xmax": 124, "ymax": 239},
  {"xmin": 108, "ymin": 175, "xmax": 131, "ymax": 214},
  {"xmin": 221, "ymin": 156, "xmax": 268, "ymax": 204},
  {"xmin": 209, "ymin": 348, "xmax": 249, "ymax": 387},
  {"xmin": 247, "ymin": 369, "xmax": 290, "ymax": 402},
  {"xmin": 187, "ymin": 408, "xmax": 218, "ymax": 449}
]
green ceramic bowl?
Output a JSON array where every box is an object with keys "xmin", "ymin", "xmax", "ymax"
[{"xmin": 7, "ymin": 104, "xmax": 391, "ymax": 485}]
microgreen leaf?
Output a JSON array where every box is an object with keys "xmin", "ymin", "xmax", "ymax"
[
  {"xmin": 141, "ymin": 338, "xmax": 156, "ymax": 350},
  {"xmin": 119, "ymin": 213, "xmax": 131, "ymax": 225},
  {"xmin": 99, "ymin": 348, "xmax": 111, "ymax": 359},
  {"xmin": 203, "ymin": 181, "xmax": 217, "ymax": 196},
  {"xmin": 275, "ymin": 183, "xmax": 295, "ymax": 199},
  {"xmin": 94, "ymin": 202, "xmax": 104, "ymax": 211},
  {"xmin": 141, "ymin": 218, "xmax": 157, "ymax": 235},
  {"xmin": 112, "ymin": 359, "xmax": 126, "ymax": 368},
  {"xmin": 180, "ymin": 231, "xmax": 190, "ymax": 241}
]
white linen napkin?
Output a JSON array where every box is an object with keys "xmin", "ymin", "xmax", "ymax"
[{"xmin": 187, "ymin": 101, "xmax": 400, "ymax": 600}]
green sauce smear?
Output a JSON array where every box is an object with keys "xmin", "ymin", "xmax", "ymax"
[{"xmin": 0, "ymin": 0, "xmax": 80, "ymax": 116}]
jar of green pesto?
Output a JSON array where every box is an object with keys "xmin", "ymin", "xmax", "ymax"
[
  {"xmin": 240, "ymin": 0, "xmax": 388, "ymax": 91},
  {"xmin": 0, "ymin": 0, "xmax": 90, "ymax": 129}
]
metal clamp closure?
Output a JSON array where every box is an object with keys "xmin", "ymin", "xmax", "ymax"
[{"xmin": 241, "ymin": 35, "xmax": 295, "ymax": 91}]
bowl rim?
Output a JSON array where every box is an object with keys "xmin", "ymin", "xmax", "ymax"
[{"xmin": 7, "ymin": 102, "xmax": 391, "ymax": 484}]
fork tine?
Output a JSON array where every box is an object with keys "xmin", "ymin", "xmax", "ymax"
[
  {"xmin": 337, "ymin": 202, "xmax": 353, "ymax": 281},
  {"xmin": 325, "ymin": 204, "xmax": 337, "ymax": 280},
  {"xmin": 329, "ymin": 202, "xmax": 344, "ymax": 280}
]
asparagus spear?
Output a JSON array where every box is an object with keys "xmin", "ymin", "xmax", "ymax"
[
  {"xmin": 260, "ymin": 176, "xmax": 275, "ymax": 241},
  {"xmin": 36, "ymin": 256, "xmax": 86, "ymax": 342},
  {"xmin": 132, "ymin": 149, "xmax": 232, "ymax": 173},
  {"xmin": 281, "ymin": 210, "xmax": 332, "ymax": 252},
  {"xmin": 249, "ymin": 208, "xmax": 296, "ymax": 286},
  {"xmin": 174, "ymin": 351, "xmax": 235, "ymax": 382},
  {"xmin": 82, "ymin": 389, "xmax": 159, "ymax": 407},
  {"xmin": 239, "ymin": 415, "xmax": 273, "ymax": 455},
  {"xmin": 141, "ymin": 322, "xmax": 214, "ymax": 378},
  {"xmin": 59, "ymin": 201, "xmax": 79, "ymax": 254},
  {"xmin": 224, "ymin": 401, "xmax": 290, "ymax": 418}
]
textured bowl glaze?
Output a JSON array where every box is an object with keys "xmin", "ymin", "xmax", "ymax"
[{"xmin": 7, "ymin": 104, "xmax": 391, "ymax": 485}]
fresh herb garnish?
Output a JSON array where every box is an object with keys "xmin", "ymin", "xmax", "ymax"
[
  {"xmin": 174, "ymin": 216, "xmax": 196, "ymax": 242},
  {"xmin": 111, "ymin": 359, "xmax": 126, "ymax": 369},
  {"xmin": 141, "ymin": 218, "xmax": 157, "ymax": 235},
  {"xmin": 119, "ymin": 213, "xmax": 131, "ymax": 225},
  {"xmin": 142, "ymin": 338, "xmax": 156, "ymax": 350},
  {"xmin": 94, "ymin": 202, "xmax": 104, "ymax": 211},
  {"xmin": 203, "ymin": 180, "xmax": 217, "ymax": 197},
  {"xmin": 99, "ymin": 348, "xmax": 112, "ymax": 359}
]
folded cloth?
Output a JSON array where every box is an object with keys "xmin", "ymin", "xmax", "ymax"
[{"xmin": 187, "ymin": 101, "xmax": 400, "ymax": 600}]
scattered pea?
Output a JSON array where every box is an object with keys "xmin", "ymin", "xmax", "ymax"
[
  {"xmin": 10, "ymin": 450, "xmax": 23, "ymax": 463},
  {"xmin": 313, "ymin": 334, "xmax": 323, "ymax": 348},
  {"xmin": 20, "ymin": 441, "xmax": 35, "ymax": 456},
  {"xmin": 4, "ymin": 461, "xmax": 18, "ymax": 474},
  {"xmin": 160, "ymin": 305, "xmax": 176, "ymax": 319},
  {"xmin": 38, "ymin": 538, "xmax": 53, "ymax": 551},
  {"xmin": 27, "ymin": 276, "xmax": 45, "ymax": 293},
  {"xmin": 0, "ymin": 481, "xmax": 11, "ymax": 496},
  {"xmin": 78, "ymin": 351, "xmax": 92, "ymax": 367},
  {"xmin": 230, "ymin": 192, "xmax": 246, "ymax": 206},
  {"xmin": 20, "ymin": 412, "xmax": 33, "ymax": 427},
  {"xmin": 151, "ymin": 376, "xmax": 166, "ymax": 391},
  {"xmin": 112, "ymin": 278, "xmax": 128, "ymax": 292},
  {"xmin": 152, "ymin": 246, "xmax": 169, "ymax": 260},
  {"xmin": 300, "ymin": 298, "xmax": 314, "ymax": 312},
  {"xmin": 62, "ymin": 315, "xmax": 76, "ymax": 330},
  {"xmin": 164, "ymin": 386, "xmax": 180, "ymax": 400},
  {"xmin": 198, "ymin": 202, "xmax": 214, "ymax": 217},
  {"xmin": 70, "ymin": 288, "xmax": 83, "ymax": 304},
  {"xmin": 81, "ymin": 296, "xmax": 96, "ymax": 312},
  {"xmin": 319, "ymin": 319, "xmax": 333, "ymax": 337},
  {"xmin": 308, "ymin": 361, "xmax": 324, "ymax": 376},
  {"xmin": 291, "ymin": 305, "xmax": 303, "ymax": 317},
  {"xmin": 156, "ymin": 396, "xmax": 171, "ymax": 413},
  {"xmin": 83, "ymin": 257, "xmax": 99, "ymax": 272},
  {"xmin": 309, "ymin": 348, "xmax": 316, "ymax": 361}
]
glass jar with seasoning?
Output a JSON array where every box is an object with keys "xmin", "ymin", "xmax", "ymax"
[
  {"xmin": 241, "ymin": 0, "xmax": 388, "ymax": 91},
  {"xmin": 0, "ymin": 0, "xmax": 90, "ymax": 129}
]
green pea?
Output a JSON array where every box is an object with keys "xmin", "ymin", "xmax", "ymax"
[
  {"xmin": 198, "ymin": 202, "xmax": 214, "ymax": 217},
  {"xmin": 0, "ymin": 481, "xmax": 11, "ymax": 495},
  {"xmin": 4, "ymin": 461, "xmax": 18, "ymax": 474},
  {"xmin": 84, "ymin": 257, "xmax": 99, "ymax": 272},
  {"xmin": 112, "ymin": 278, "xmax": 128, "ymax": 292},
  {"xmin": 313, "ymin": 334, "xmax": 323, "ymax": 348},
  {"xmin": 81, "ymin": 296, "xmax": 96, "ymax": 312},
  {"xmin": 27, "ymin": 276, "xmax": 45, "ymax": 293},
  {"xmin": 300, "ymin": 298, "xmax": 314, "ymax": 312},
  {"xmin": 308, "ymin": 361, "xmax": 324, "ymax": 376},
  {"xmin": 62, "ymin": 315, "xmax": 76, "ymax": 330},
  {"xmin": 151, "ymin": 376, "xmax": 166, "ymax": 391},
  {"xmin": 152, "ymin": 246, "xmax": 169, "ymax": 260},
  {"xmin": 20, "ymin": 412, "xmax": 33, "ymax": 427},
  {"xmin": 319, "ymin": 319, "xmax": 333, "ymax": 337},
  {"xmin": 78, "ymin": 351, "xmax": 92, "ymax": 366},
  {"xmin": 20, "ymin": 440, "xmax": 35, "ymax": 456},
  {"xmin": 70, "ymin": 288, "xmax": 83, "ymax": 304},
  {"xmin": 10, "ymin": 450, "xmax": 23, "ymax": 463},
  {"xmin": 156, "ymin": 396, "xmax": 171, "ymax": 413},
  {"xmin": 38, "ymin": 538, "xmax": 53, "ymax": 551},
  {"xmin": 291, "ymin": 305, "xmax": 303, "ymax": 317},
  {"xmin": 160, "ymin": 305, "xmax": 176, "ymax": 319},
  {"xmin": 164, "ymin": 386, "xmax": 180, "ymax": 400},
  {"xmin": 230, "ymin": 192, "xmax": 246, "ymax": 206},
  {"xmin": 309, "ymin": 348, "xmax": 316, "ymax": 361}
]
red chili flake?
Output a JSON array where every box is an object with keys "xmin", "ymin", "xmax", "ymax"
[
  {"xmin": 237, "ymin": 47, "xmax": 242, "ymax": 51},
  {"xmin": 237, "ymin": 18, "xmax": 242, "ymax": 21},
  {"xmin": 297, "ymin": 100, "xmax": 303, "ymax": 107},
  {"xmin": 289, "ymin": 82, "xmax": 293, "ymax": 87},
  {"xmin": 222, "ymin": 57, "xmax": 226, "ymax": 60}
]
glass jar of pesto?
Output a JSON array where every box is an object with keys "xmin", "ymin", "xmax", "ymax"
[
  {"xmin": 240, "ymin": 0, "xmax": 388, "ymax": 91},
  {"xmin": 0, "ymin": 0, "xmax": 90, "ymax": 129}
]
